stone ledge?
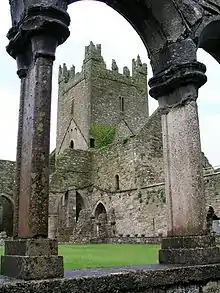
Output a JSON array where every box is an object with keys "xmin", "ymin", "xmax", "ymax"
[
  {"xmin": 161, "ymin": 235, "xmax": 216, "ymax": 249},
  {"xmin": 1, "ymin": 264, "xmax": 220, "ymax": 292},
  {"xmin": 159, "ymin": 247, "xmax": 220, "ymax": 265}
]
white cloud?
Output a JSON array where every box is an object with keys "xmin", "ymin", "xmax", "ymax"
[{"xmin": 0, "ymin": 1, "xmax": 219, "ymax": 167}]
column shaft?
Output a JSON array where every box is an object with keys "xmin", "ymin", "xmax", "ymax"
[
  {"xmin": 13, "ymin": 77, "xmax": 27, "ymax": 237},
  {"xmin": 18, "ymin": 56, "xmax": 53, "ymax": 237},
  {"xmin": 162, "ymin": 101, "xmax": 205, "ymax": 236}
]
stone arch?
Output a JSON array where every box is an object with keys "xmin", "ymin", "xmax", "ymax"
[
  {"xmin": 196, "ymin": 18, "xmax": 220, "ymax": 64},
  {"xmin": 67, "ymin": 0, "xmax": 200, "ymax": 74},
  {"xmin": 76, "ymin": 191, "xmax": 84, "ymax": 222},
  {"xmin": 0, "ymin": 194, "xmax": 14, "ymax": 237},
  {"xmin": 94, "ymin": 201, "xmax": 108, "ymax": 239},
  {"xmin": 0, "ymin": 194, "xmax": 14, "ymax": 205},
  {"xmin": 94, "ymin": 202, "xmax": 107, "ymax": 219}
]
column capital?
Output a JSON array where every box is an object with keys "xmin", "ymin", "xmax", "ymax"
[
  {"xmin": 6, "ymin": 5, "xmax": 70, "ymax": 60},
  {"xmin": 149, "ymin": 62, "xmax": 207, "ymax": 110}
]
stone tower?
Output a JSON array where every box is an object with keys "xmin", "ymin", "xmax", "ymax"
[{"xmin": 56, "ymin": 41, "xmax": 148, "ymax": 155}]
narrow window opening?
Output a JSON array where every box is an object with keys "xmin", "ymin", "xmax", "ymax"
[
  {"xmin": 71, "ymin": 100, "xmax": 74, "ymax": 115},
  {"xmin": 90, "ymin": 138, "xmax": 95, "ymax": 148},
  {"xmin": 70, "ymin": 140, "xmax": 74, "ymax": 149},
  {"xmin": 119, "ymin": 96, "xmax": 124, "ymax": 113},
  {"xmin": 115, "ymin": 175, "xmax": 120, "ymax": 190}
]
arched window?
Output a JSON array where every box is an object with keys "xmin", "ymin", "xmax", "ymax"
[
  {"xmin": 70, "ymin": 140, "xmax": 74, "ymax": 149},
  {"xmin": 115, "ymin": 175, "xmax": 119, "ymax": 190}
]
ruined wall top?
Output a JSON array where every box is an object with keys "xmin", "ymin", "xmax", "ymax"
[{"xmin": 58, "ymin": 41, "xmax": 148, "ymax": 87}]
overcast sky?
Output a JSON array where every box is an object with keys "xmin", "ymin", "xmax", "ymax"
[{"xmin": 0, "ymin": 1, "xmax": 219, "ymax": 167}]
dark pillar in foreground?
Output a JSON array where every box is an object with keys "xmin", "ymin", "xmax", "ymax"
[
  {"xmin": 1, "ymin": 2, "xmax": 70, "ymax": 280},
  {"xmin": 149, "ymin": 55, "xmax": 220, "ymax": 265}
]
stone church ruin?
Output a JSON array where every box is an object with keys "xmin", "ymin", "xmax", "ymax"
[
  {"xmin": 1, "ymin": 42, "xmax": 220, "ymax": 243},
  {"xmin": 2, "ymin": 0, "xmax": 220, "ymax": 292}
]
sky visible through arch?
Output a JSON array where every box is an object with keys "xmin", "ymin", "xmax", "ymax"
[{"xmin": 0, "ymin": 1, "xmax": 219, "ymax": 167}]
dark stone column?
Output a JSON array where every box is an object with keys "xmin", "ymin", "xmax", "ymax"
[
  {"xmin": 1, "ymin": 2, "xmax": 70, "ymax": 280},
  {"xmin": 149, "ymin": 61, "xmax": 220, "ymax": 265}
]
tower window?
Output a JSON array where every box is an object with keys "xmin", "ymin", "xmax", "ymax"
[
  {"xmin": 90, "ymin": 138, "xmax": 95, "ymax": 148},
  {"xmin": 115, "ymin": 175, "xmax": 120, "ymax": 190},
  {"xmin": 70, "ymin": 140, "xmax": 74, "ymax": 149},
  {"xmin": 71, "ymin": 100, "xmax": 74, "ymax": 115},
  {"xmin": 119, "ymin": 97, "xmax": 124, "ymax": 113}
]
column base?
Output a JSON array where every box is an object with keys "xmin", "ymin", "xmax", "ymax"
[
  {"xmin": 1, "ymin": 238, "xmax": 64, "ymax": 280},
  {"xmin": 159, "ymin": 235, "xmax": 220, "ymax": 265}
]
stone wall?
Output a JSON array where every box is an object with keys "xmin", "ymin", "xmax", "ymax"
[
  {"xmin": 50, "ymin": 108, "xmax": 220, "ymax": 242},
  {"xmin": 57, "ymin": 71, "xmax": 90, "ymax": 154},
  {"xmin": 1, "ymin": 264, "xmax": 220, "ymax": 293},
  {"xmin": 53, "ymin": 101, "xmax": 220, "ymax": 241},
  {"xmin": 0, "ymin": 160, "xmax": 15, "ymax": 196},
  {"xmin": 0, "ymin": 160, "xmax": 15, "ymax": 236},
  {"xmin": 50, "ymin": 149, "xmax": 92, "ymax": 193}
]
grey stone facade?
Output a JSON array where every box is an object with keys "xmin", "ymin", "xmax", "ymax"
[
  {"xmin": 56, "ymin": 42, "xmax": 148, "ymax": 154},
  {"xmin": 48, "ymin": 42, "xmax": 220, "ymax": 242}
]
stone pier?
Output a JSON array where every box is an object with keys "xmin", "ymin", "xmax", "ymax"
[
  {"xmin": 1, "ymin": 2, "xmax": 70, "ymax": 280},
  {"xmin": 149, "ymin": 60, "xmax": 220, "ymax": 264}
]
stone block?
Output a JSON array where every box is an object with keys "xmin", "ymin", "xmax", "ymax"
[
  {"xmin": 1, "ymin": 238, "xmax": 64, "ymax": 280},
  {"xmin": 4, "ymin": 238, "xmax": 58, "ymax": 256},
  {"xmin": 161, "ymin": 235, "xmax": 216, "ymax": 249},
  {"xmin": 159, "ymin": 247, "xmax": 220, "ymax": 265},
  {"xmin": 1, "ymin": 255, "xmax": 63, "ymax": 280}
]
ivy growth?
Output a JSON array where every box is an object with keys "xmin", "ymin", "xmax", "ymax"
[{"xmin": 90, "ymin": 121, "xmax": 116, "ymax": 149}]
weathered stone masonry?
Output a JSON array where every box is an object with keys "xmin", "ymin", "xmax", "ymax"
[
  {"xmin": 1, "ymin": 43, "xmax": 220, "ymax": 243},
  {"xmin": 57, "ymin": 42, "xmax": 148, "ymax": 154},
  {"xmin": 3, "ymin": 0, "xmax": 220, "ymax": 290},
  {"xmin": 47, "ymin": 44, "xmax": 220, "ymax": 242}
]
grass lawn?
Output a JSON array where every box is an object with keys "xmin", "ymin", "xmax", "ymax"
[
  {"xmin": 0, "ymin": 244, "xmax": 160, "ymax": 270},
  {"xmin": 60, "ymin": 244, "xmax": 159, "ymax": 269}
]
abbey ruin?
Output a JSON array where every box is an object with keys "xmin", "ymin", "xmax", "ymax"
[
  {"xmin": 1, "ymin": 42, "xmax": 220, "ymax": 243},
  {"xmin": 3, "ymin": 0, "xmax": 220, "ymax": 290}
]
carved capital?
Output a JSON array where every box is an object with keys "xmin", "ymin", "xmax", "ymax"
[
  {"xmin": 7, "ymin": 5, "xmax": 70, "ymax": 59},
  {"xmin": 149, "ymin": 62, "xmax": 207, "ymax": 110}
]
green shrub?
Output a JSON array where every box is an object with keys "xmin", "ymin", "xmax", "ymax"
[{"xmin": 90, "ymin": 121, "xmax": 116, "ymax": 148}]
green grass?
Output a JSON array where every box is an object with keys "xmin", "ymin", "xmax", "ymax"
[
  {"xmin": 59, "ymin": 244, "xmax": 159, "ymax": 269},
  {"xmin": 0, "ymin": 244, "xmax": 160, "ymax": 269}
]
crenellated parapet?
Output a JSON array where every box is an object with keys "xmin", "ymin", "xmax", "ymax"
[
  {"xmin": 84, "ymin": 41, "xmax": 105, "ymax": 65},
  {"xmin": 58, "ymin": 62, "xmax": 83, "ymax": 86},
  {"xmin": 132, "ymin": 55, "xmax": 148, "ymax": 77},
  {"xmin": 59, "ymin": 42, "xmax": 148, "ymax": 92}
]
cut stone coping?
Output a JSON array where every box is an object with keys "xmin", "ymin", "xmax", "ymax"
[{"xmin": 1, "ymin": 263, "xmax": 220, "ymax": 292}]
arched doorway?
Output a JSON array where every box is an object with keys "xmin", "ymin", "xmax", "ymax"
[
  {"xmin": 0, "ymin": 194, "xmax": 13, "ymax": 237},
  {"xmin": 94, "ymin": 202, "xmax": 108, "ymax": 240},
  {"xmin": 76, "ymin": 191, "xmax": 84, "ymax": 222},
  {"xmin": 95, "ymin": 202, "xmax": 107, "ymax": 219}
]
